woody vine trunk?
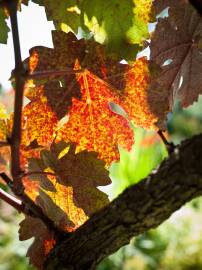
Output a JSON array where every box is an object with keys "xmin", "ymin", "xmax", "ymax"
[{"xmin": 44, "ymin": 133, "xmax": 202, "ymax": 270}]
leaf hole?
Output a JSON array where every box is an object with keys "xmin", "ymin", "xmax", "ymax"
[
  {"xmin": 58, "ymin": 145, "xmax": 70, "ymax": 159},
  {"xmin": 156, "ymin": 7, "xmax": 169, "ymax": 19},
  {"xmin": 162, "ymin": 59, "xmax": 173, "ymax": 67},
  {"xmin": 108, "ymin": 102, "xmax": 128, "ymax": 119},
  {"xmin": 59, "ymin": 79, "xmax": 66, "ymax": 88},
  {"xmin": 57, "ymin": 115, "xmax": 69, "ymax": 130},
  {"xmin": 178, "ymin": 76, "xmax": 184, "ymax": 89}
]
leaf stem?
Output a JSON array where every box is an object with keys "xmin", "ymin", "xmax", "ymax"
[
  {"xmin": 6, "ymin": 0, "xmax": 25, "ymax": 194},
  {"xmin": 0, "ymin": 141, "xmax": 9, "ymax": 147},
  {"xmin": 0, "ymin": 172, "xmax": 13, "ymax": 189},
  {"xmin": 27, "ymin": 69, "xmax": 84, "ymax": 79},
  {"xmin": 20, "ymin": 193, "xmax": 63, "ymax": 233},
  {"xmin": 157, "ymin": 130, "xmax": 175, "ymax": 154},
  {"xmin": 23, "ymin": 171, "xmax": 56, "ymax": 177}
]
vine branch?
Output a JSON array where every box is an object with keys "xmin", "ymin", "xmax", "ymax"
[
  {"xmin": 0, "ymin": 0, "xmax": 64, "ymax": 237},
  {"xmin": 45, "ymin": 133, "xmax": 202, "ymax": 270},
  {"xmin": 0, "ymin": 172, "xmax": 63, "ymax": 234},
  {"xmin": 0, "ymin": 172, "xmax": 13, "ymax": 189},
  {"xmin": 0, "ymin": 187, "xmax": 23, "ymax": 212},
  {"xmin": 5, "ymin": 0, "xmax": 25, "ymax": 194}
]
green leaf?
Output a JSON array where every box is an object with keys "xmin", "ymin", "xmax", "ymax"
[
  {"xmin": 32, "ymin": 0, "xmax": 81, "ymax": 33},
  {"xmin": 31, "ymin": 0, "xmax": 152, "ymax": 60},
  {"xmin": 0, "ymin": 9, "xmax": 9, "ymax": 44},
  {"xmin": 80, "ymin": 0, "xmax": 152, "ymax": 60}
]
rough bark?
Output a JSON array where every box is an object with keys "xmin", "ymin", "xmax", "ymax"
[{"xmin": 45, "ymin": 133, "xmax": 202, "ymax": 270}]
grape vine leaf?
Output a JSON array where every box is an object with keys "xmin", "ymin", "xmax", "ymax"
[
  {"xmin": 24, "ymin": 31, "xmax": 83, "ymax": 119},
  {"xmin": 24, "ymin": 141, "xmax": 111, "ymax": 231},
  {"xmin": 56, "ymin": 66, "xmax": 134, "ymax": 165},
  {"xmin": 30, "ymin": 0, "xmax": 152, "ymax": 60},
  {"xmin": 150, "ymin": 0, "xmax": 202, "ymax": 108},
  {"xmin": 21, "ymin": 86, "xmax": 58, "ymax": 147},
  {"xmin": 0, "ymin": 103, "xmax": 7, "ymax": 140},
  {"xmin": 19, "ymin": 216, "xmax": 55, "ymax": 270},
  {"xmin": 117, "ymin": 58, "xmax": 169, "ymax": 130},
  {"xmin": 22, "ymin": 31, "xmax": 135, "ymax": 164},
  {"xmin": 0, "ymin": 103, "xmax": 10, "ymax": 174},
  {"xmin": 80, "ymin": 0, "xmax": 152, "ymax": 60},
  {"xmin": 0, "ymin": 9, "xmax": 9, "ymax": 44},
  {"xmin": 0, "ymin": 0, "xmax": 29, "ymax": 44},
  {"xmin": 32, "ymin": 0, "xmax": 81, "ymax": 33},
  {"xmin": 22, "ymin": 30, "xmax": 169, "ymax": 164},
  {"xmin": 0, "ymin": 145, "xmax": 10, "ymax": 175},
  {"xmin": 152, "ymin": 0, "xmax": 186, "ymax": 16}
]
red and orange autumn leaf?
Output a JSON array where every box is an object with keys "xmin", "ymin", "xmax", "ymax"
[
  {"xmin": 57, "ymin": 66, "xmax": 134, "ymax": 165},
  {"xmin": 0, "ymin": 103, "xmax": 10, "ymax": 175},
  {"xmin": 0, "ymin": 102, "xmax": 8, "ymax": 141},
  {"xmin": 22, "ymin": 31, "xmax": 168, "ymax": 165},
  {"xmin": 21, "ymin": 87, "xmax": 58, "ymax": 147},
  {"xmin": 118, "ymin": 58, "xmax": 168, "ymax": 130}
]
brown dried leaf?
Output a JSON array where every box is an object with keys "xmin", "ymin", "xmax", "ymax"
[
  {"xmin": 25, "ymin": 141, "xmax": 111, "ymax": 231},
  {"xmin": 19, "ymin": 216, "xmax": 55, "ymax": 270},
  {"xmin": 150, "ymin": 1, "xmax": 202, "ymax": 108}
]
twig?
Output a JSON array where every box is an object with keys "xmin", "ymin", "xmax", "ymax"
[
  {"xmin": 0, "ymin": 187, "xmax": 23, "ymax": 212},
  {"xmin": 157, "ymin": 130, "xmax": 175, "ymax": 154},
  {"xmin": 0, "ymin": 172, "xmax": 13, "ymax": 189},
  {"xmin": 0, "ymin": 172, "xmax": 62, "ymax": 233},
  {"xmin": 0, "ymin": 186, "xmax": 59, "ymax": 223},
  {"xmin": 2, "ymin": 1, "xmax": 63, "ymax": 236},
  {"xmin": 5, "ymin": 0, "xmax": 25, "ymax": 194}
]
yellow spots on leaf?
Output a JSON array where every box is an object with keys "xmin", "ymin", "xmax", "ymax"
[
  {"xmin": 120, "ymin": 57, "xmax": 160, "ymax": 130},
  {"xmin": 23, "ymin": 178, "xmax": 39, "ymax": 201},
  {"xmin": 0, "ymin": 103, "xmax": 7, "ymax": 119},
  {"xmin": 58, "ymin": 144, "xmax": 70, "ymax": 159},
  {"xmin": 60, "ymin": 23, "xmax": 72, "ymax": 33},
  {"xmin": 0, "ymin": 103, "xmax": 8, "ymax": 141},
  {"xmin": 45, "ymin": 182, "xmax": 88, "ymax": 231},
  {"xmin": 66, "ymin": 6, "xmax": 81, "ymax": 14},
  {"xmin": 57, "ymin": 70, "xmax": 134, "ymax": 165},
  {"xmin": 22, "ymin": 99, "xmax": 58, "ymax": 147},
  {"xmin": 133, "ymin": 0, "xmax": 152, "ymax": 23}
]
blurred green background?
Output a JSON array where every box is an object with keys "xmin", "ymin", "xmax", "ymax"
[{"xmin": 0, "ymin": 92, "xmax": 202, "ymax": 270}]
